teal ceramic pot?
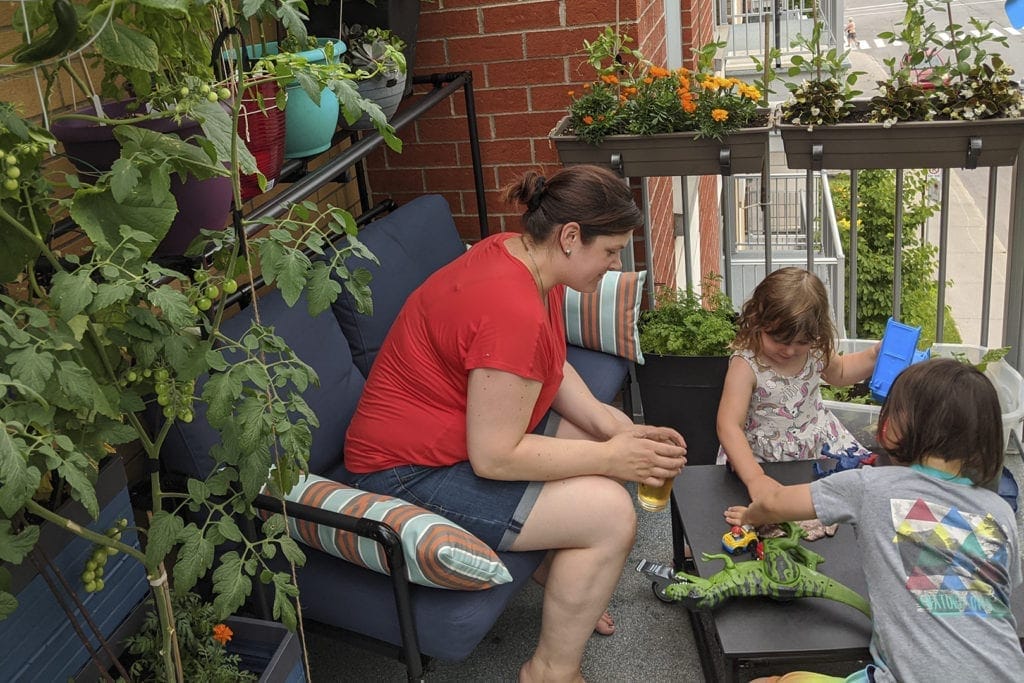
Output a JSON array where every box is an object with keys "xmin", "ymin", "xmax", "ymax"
[{"xmin": 248, "ymin": 39, "xmax": 344, "ymax": 159}]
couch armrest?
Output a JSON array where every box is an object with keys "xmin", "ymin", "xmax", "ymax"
[{"xmin": 252, "ymin": 493, "xmax": 422, "ymax": 674}]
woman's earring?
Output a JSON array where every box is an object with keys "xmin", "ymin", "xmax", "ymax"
[{"xmin": 564, "ymin": 249, "xmax": 571, "ymax": 256}]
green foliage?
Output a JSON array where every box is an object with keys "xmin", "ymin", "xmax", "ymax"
[
  {"xmin": 342, "ymin": 25, "xmax": 408, "ymax": 76},
  {"xmin": 779, "ymin": 18, "xmax": 863, "ymax": 128},
  {"xmin": 870, "ymin": 0, "xmax": 1023, "ymax": 124},
  {"xmin": 121, "ymin": 592, "xmax": 258, "ymax": 683},
  {"xmin": 828, "ymin": 169, "xmax": 952, "ymax": 342},
  {"xmin": 639, "ymin": 276, "xmax": 737, "ymax": 356}
]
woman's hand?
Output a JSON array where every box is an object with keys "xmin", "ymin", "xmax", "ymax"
[{"xmin": 606, "ymin": 429, "xmax": 687, "ymax": 485}]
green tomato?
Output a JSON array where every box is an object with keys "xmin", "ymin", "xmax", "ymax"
[
  {"xmin": 179, "ymin": 86, "xmax": 189, "ymax": 97},
  {"xmin": 193, "ymin": 269, "xmax": 209, "ymax": 283},
  {"xmin": 154, "ymin": 368, "xmax": 170, "ymax": 382},
  {"xmin": 105, "ymin": 546, "xmax": 117, "ymax": 556},
  {"xmin": 4, "ymin": 154, "xmax": 16, "ymax": 166},
  {"xmin": 190, "ymin": 305, "xmax": 200, "ymax": 316},
  {"xmin": 84, "ymin": 581, "xmax": 98, "ymax": 593},
  {"xmin": 196, "ymin": 297, "xmax": 213, "ymax": 311},
  {"xmin": 156, "ymin": 393, "xmax": 171, "ymax": 407},
  {"xmin": 94, "ymin": 564, "xmax": 104, "ymax": 577},
  {"xmin": 4, "ymin": 178, "xmax": 18, "ymax": 191},
  {"xmin": 178, "ymin": 408, "xmax": 194, "ymax": 423},
  {"xmin": 142, "ymin": 368, "xmax": 152, "ymax": 378},
  {"xmin": 206, "ymin": 92, "xmax": 219, "ymax": 102},
  {"xmin": 222, "ymin": 278, "xmax": 238, "ymax": 294},
  {"xmin": 94, "ymin": 578, "xmax": 105, "ymax": 591},
  {"xmin": 5, "ymin": 166, "xmax": 20, "ymax": 179},
  {"xmin": 204, "ymin": 285, "xmax": 220, "ymax": 300},
  {"xmin": 200, "ymin": 84, "xmax": 211, "ymax": 94},
  {"xmin": 163, "ymin": 404, "xmax": 176, "ymax": 418},
  {"xmin": 81, "ymin": 570, "xmax": 95, "ymax": 583},
  {"xmin": 155, "ymin": 380, "xmax": 170, "ymax": 395},
  {"xmin": 217, "ymin": 87, "xmax": 231, "ymax": 101}
]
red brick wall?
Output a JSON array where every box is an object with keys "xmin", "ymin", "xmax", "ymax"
[{"xmin": 364, "ymin": 1, "xmax": 718, "ymax": 287}]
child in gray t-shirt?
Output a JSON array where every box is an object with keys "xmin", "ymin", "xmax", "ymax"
[{"xmin": 725, "ymin": 358, "xmax": 1024, "ymax": 683}]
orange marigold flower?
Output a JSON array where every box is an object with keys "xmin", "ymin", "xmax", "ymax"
[
  {"xmin": 583, "ymin": 83, "xmax": 591, "ymax": 90},
  {"xmin": 623, "ymin": 86, "xmax": 638, "ymax": 96},
  {"xmin": 212, "ymin": 624, "xmax": 233, "ymax": 646},
  {"xmin": 682, "ymin": 99, "xmax": 697, "ymax": 114},
  {"xmin": 711, "ymin": 108, "xmax": 729, "ymax": 122},
  {"xmin": 567, "ymin": 90, "xmax": 575, "ymax": 97},
  {"xmin": 583, "ymin": 115, "xmax": 594, "ymax": 125},
  {"xmin": 643, "ymin": 77, "xmax": 653, "ymax": 84},
  {"xmin": 649, "ymin": 66, "xmax": 670, "ymax": 78},
  {"xmin": 700, "ymin": 79, "xmax": 718, "ymax": 91},
  {"xmin": 600, "ymin": 74, "xmax": 619, "ymax": 85}
]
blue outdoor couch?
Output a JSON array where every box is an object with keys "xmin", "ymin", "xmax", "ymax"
[{"xmin": 158, "ymin": 194, "xmax": 631, "ymax": 680}]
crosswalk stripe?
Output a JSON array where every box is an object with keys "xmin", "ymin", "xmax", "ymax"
[
  {"xmin": 1005, "ymin": 27, "xmax": 1020, "ymax": 35},
  {"xmin": 873, "ymin": 38, "xmax": 886, "ymax": 48},
  {"xmin": 850, "ymin": 26, "xmax": 1022, "ymax": 51},
  {"xmin": 989, "ymin": 28, "xmax": 1004, "ymax": 37}
]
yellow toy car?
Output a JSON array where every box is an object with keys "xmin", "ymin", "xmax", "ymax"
[{"xmin": 722, "ymin": 525, "xmax": 759, "ymax": 555}]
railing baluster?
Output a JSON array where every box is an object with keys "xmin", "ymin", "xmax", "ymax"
[{"xmin": 936, "ymin": 169, "xmax": 951, "ymax": 343}]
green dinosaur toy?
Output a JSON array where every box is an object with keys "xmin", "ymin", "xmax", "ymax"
[{"xmin": 638, "ymin": 522, "xmax": 871, "ymax": 617}]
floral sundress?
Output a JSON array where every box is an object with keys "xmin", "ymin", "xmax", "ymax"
[{"xmin": 716, "ymin": 347, "xmax": 867, "ymax": 465}]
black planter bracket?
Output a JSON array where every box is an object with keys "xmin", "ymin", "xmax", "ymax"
[
  {"xmin": 810, "ymin": 143, "xmax": 824, "ymax": 171},
  {"xmin": 718, "ymin": 147, "xmax": 733, "ymax": 176},
  {"xmin": 966, "ymin": 136, "xmax": 982, "ymax": 169}
]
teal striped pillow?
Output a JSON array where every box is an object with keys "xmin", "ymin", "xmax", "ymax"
[
  {"xmin": 267, "ymin": 474, "xmax": 512, "ymax": 590},
  {"xmin": 564, "ymin": 270, "xmax": 646, "ymax": 364}
]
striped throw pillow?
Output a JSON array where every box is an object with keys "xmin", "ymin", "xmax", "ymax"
[
  {"xmin": 270, "ymin": 474, "xmax": 512, "ymax": 590},
  {"xmin": 564, "ymin": 270, "xmax": 647, "ymax": 364}
]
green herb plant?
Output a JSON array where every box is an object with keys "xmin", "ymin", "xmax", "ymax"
[
  {"xmin": 638, "ymin": 275, "xmax": 738, "ymax": 357},
  {"xmin": 778, "ymin": 16, "xmax": 863, "ymax": 129}
]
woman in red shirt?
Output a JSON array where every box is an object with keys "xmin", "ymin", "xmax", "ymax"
[{"xmin": 345, "ymin": 164, "xmax": 687, "ymax": 682}]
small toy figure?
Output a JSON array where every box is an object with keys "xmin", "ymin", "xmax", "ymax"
[
  {"xmin": 813, "ymin": 444, "xmax": 878, "ymax": 478},
  {"xmin": 721, "ymin": 524, "xmax": 759, "ymax": 555}
]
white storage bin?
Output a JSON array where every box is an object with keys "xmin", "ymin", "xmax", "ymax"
[{"xmin": 824, "ymin": 340, "xmax": 1024, "ymax": 451}]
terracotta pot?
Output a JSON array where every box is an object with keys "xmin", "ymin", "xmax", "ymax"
[
  {"xmin": 548, "ymin": 113, "xmax": 771, "ymax": 177},
  {"xmin": 778, "ymin": 101, "xmax": 1024, "ymax": 170}
]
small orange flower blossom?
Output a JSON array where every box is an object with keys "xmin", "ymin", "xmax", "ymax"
[
  {"xmin": 212, "ymin": 623, "xmax": 233, "ymax": 646},
  {"xmin": 649, "ymin": 66, "xmax": 670, "ymax": 78},
  {"xmin": 583, "ymin": 115, "xmax": 594, "ymax": 124},
  {"xmin": 711, "ymin": 108, "xmax": 729, "ymax": 122}
]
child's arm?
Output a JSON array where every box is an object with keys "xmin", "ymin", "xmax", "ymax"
[
  {"xmin": 717, "ymin": 356, "xmax": 782, "ymax": 501},
  {"xmin": 821, "ymin": 341, "xmax": 880, "ymax": 387},
  {"xmin": 723, "ymin": 483, "xmax": 815, "ymax": 527}
]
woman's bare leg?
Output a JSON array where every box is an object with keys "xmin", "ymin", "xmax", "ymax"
[
  {"xmin": 531, "ymin": 552, "xmax": 616, "ymax": 635},
  {"xmin": 512, "ymin": 475, "xmax": 636, "ymax": 682}
]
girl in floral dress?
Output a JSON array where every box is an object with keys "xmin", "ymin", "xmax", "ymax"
[{"xmin": 716, "ymin": 268, "xmax": 881, "ymax": 501}]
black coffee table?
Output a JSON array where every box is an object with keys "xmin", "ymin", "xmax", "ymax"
[{"xmin": 669, "ymin": 461, "xmax": 1024, "ymax": 682}]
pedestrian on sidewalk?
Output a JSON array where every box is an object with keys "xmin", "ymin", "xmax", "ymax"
[{"xmin": 845, "ymin": 17, "xmax": 857, "ymax": 49}]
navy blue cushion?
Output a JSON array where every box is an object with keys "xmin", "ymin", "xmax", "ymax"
[
  {"xmin": 567, "ymin": 344, "xmax": 630, "ymax": 403},
  {"xmin": 331, "ymin": 194, "xmax": 466, "ymax": 377},
  {"xmin": 160, "ymin": 290, "xmax": 364, "ymax": 482},
  {"xmin": 296, "ymin": 545, "xmax": 545, "ymax": 661}
]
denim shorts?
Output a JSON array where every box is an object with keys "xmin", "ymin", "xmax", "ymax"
[{"xmin": 346, "ymin": 460, "xmax": 543, "ymax": 551}]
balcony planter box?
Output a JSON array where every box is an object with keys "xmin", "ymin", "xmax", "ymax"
[
  {"xmin": 74, "ymin": 607, "xmax": 305, "ymax": 682},
  {"xmin": 0, "ymin": 456, "xmax": 149, "ymax": 682},
  {"xmin": 826, "ymin": 341, "xmax": 1024, "ymax": 451},
  {"xmin": 778, "ymin": 102, "xmax": 1024, "ymax": 170},
  {"xmin": 548, "ymin": 114, "xmax": 771, "ymax": 177},
  {"xmin": 635, "ymin": 354, "xmax": 730, "ymax": 465}
]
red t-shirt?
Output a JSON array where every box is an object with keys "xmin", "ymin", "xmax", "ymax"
[{"xmin": 344, "ymin": 233, "xmax": 566, "ymax": 472}]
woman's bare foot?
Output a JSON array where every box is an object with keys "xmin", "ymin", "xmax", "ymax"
[
  {"xmin": 594, "ymin": 610, "xmax": 615, "ymax": 636},
  {"xmin": 519, "ymin": 660, "xmax": 586, "ymax": 683}
]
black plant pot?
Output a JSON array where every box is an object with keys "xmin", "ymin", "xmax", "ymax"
[
  {"xmin": 635, "ymin": 354, "xmax": 730, "ymax": 466},
  {"xmin": 305, "ymin": 0, "xmax": 420, "ymax": 97}
]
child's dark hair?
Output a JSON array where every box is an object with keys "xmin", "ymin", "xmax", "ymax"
[
  {"xmin": 503, "ymin": 165, "xmax": 642, "ymax": 243},
  {"xmin": 732, "ymin": 267, "xmax": 836, "ymax": 360},
  {"xmin": 879, "ymin": 357, "xmax": 1003, "ymax": 486}
]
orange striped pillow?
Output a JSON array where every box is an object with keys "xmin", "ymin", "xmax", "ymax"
[
  {"xmin": 564, "ymin": 270, "xmax": 647, "ymax": 364},
  {"xmin": 269, "ymin": 474, "xmax": 512, "ymax": 590}
]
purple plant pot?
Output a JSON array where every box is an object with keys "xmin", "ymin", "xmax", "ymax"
[{"xmin": 50, "ymin": 101, "xmax": 232, "ymax": 256}]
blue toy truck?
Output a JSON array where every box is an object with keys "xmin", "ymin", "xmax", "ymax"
[{"xmin": 869, "ymin": 318, "xmax": 931, "ymax": 403}]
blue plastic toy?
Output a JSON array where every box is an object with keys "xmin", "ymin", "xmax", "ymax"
[
  {"xmin": 813, "ymin": 444, "xmax": 878, "ymax": 478},
  {"xmin": 868, "ymin": 318, "xmax": 931, "ymax": 403}
]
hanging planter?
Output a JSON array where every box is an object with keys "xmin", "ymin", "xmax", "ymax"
[
  {"xmin": 778, "ymin": 102, "xmax": 1024, "ymax": 170},
  {"xmin": 343, "ymin": 71, "xmax": 408, "ymax": 130},
  {"xmin": 49, "ymin": 101, "xmax": 233, "ymax": 257},
  {"xmin": 549, "ymin": 113, "xmax": 771, "ymax": 177}
]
